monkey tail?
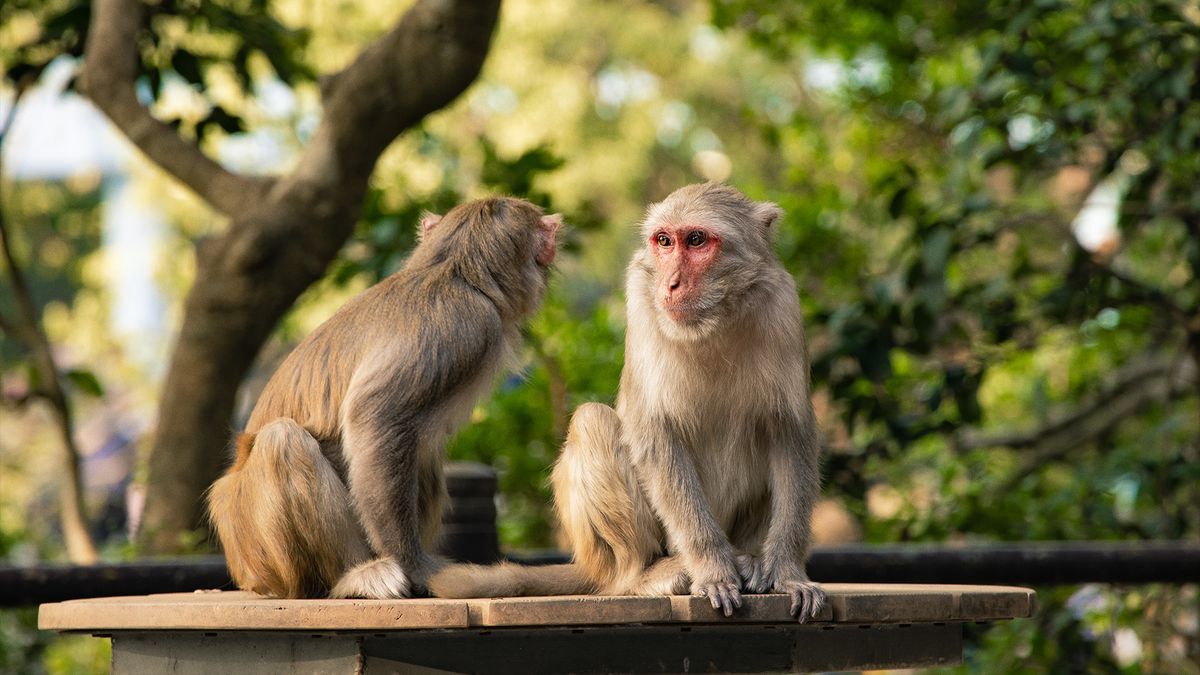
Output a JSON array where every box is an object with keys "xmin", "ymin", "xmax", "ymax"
[
  {"xmin": 426, "ymin": 562, "xmax": 595, "ymax": 598},
  {"xmin": 208, "ymin": 419, "xmax": 370, "ymax": 598}
]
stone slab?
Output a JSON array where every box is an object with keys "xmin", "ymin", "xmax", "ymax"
[
  {"xmin": 38, "ymin": 590, "xmax": 469, "ymax": 631},
  {"xmin": 820, "ymin": 584, "xmax": 1036, "ymax": 623},
  {"xmin": 104, "ymin": 623, "xmax": 964, "ymax": 675},
  {"xmin": 669, "ymin": 593, "xmax": 836, "ymax": 622},
  {"xmin": 111, "ymin": 633, "xmax": 361, "ymax": 675},
  {"xmin": 468, "ymin": 595, "xmax": 671, "ymax": 626},
  {"xmin": 670, "ymin": 584, "xmax": 1034, "ymax": 624},
  {"xmin": 958, "ymin": 585, "xmax": 1038, "ymax": 620},
  {"xmin": 39, "ymin": 584, "xmax": 1035, "ymax": 632}
]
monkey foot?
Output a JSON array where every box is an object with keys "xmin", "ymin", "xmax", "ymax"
[
  {"xmin": 735, "ymin": 554, "xmax": 770, "ymax": 593},
  {"xmin": 330, "ymin": 557, "xmax": 412, "ymax": 599}
]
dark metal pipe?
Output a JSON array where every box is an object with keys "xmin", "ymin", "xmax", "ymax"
[{"xmin": 3, "ymin": 541, "xmax": 1196, "ymax": 607}]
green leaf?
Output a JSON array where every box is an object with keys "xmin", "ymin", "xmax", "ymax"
[{"xmin": 66, "ymin": 369, "xmax": 104, "ymax": 397}]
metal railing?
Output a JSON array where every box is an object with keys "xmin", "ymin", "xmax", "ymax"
[{"xmin": 3, "ymin": 541, "xmax": 1196, "ymax": 607}]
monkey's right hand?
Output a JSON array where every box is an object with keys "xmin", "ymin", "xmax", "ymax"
[{"xmin": 689, "ymin": 555, "xmax": 743, "ymax": 617}]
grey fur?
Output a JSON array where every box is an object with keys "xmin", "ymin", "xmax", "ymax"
[
  {"xmin": 556, "ymin": 183, "xmax": 825, "ymax": 620},
  {"xmin": 208, "ymin": 197, "xmax": 560, "ymax": 599}
]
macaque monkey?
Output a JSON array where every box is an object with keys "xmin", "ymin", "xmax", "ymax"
[
  {"xmin": 207, "ymin": 197, "xmax": 561, "ymax": 599},
  {"xmin": 434, "ymin": 183, "xmax": 825, "ymax": 622}
]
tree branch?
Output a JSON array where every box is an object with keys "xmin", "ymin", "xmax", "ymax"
[
  {"xmin": 305, "ymin": 0, "xmax": 502, "ymax": 181},
  {"xmin": 957, "ymin": 352, "xmax": 1196, "ymax": 457},
  {"xmin": 1085, "ymin": 254, "xmax": 1193, "ymax": 326},
  {"xmin": 0, "ymin": 93, "xmax": 99, "ymax": 563},
  {"xmin": 229, "ymin": 0, "xmax": 502, "ymax": 271},
  {"xmin": 79, "ymin": 0, "xmax": 260, "ymax": 217}
]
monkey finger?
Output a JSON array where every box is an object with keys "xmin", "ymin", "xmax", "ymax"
[
  {"xmin": 788, "ymin": 583, "xmax": 826, "ymax": 623},
  {"xmin": 807, "ymin": 585, "xmax": 827, "ymax": 621},
  {"xmin": 788, "ymin": 590, "xmax": 805, "ymax": 620},
  {"xmin": 697, "ymin": 582, "xmax": 737, "ymax": 616},
  {"xmin": 717, "ymin": 583, "xmax": 741, "ymax": 617},
  {"xmin": 717, "ymin": 588, "xmax": 733, "ymax": 617},
  {"xmin": 702, "ymin": 586, "xmax": 721, "ymax": 612}
]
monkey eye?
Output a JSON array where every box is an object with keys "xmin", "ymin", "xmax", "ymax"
[
  {"xmin": 655, "ymin": 233, "xmax": 673, "ymax": 247},
  {"xmin": 686, "ymin": 231, "xmax": 707, "ymax": 247}
]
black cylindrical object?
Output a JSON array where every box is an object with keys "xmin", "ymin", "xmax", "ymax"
[{"xmin": 438, "ymin": 461, "xmax": 501, "ymax": 564}]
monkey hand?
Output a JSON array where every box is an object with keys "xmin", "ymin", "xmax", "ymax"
[
  {"xmin": 751, "ymin": 555, "xmax": 825, "ymax": 622},
  {"xmin": 689, "ymin": 554, "xmax": 743, "ymax": 617},
  {"xmin": 773, "ymin": 578, "xmax": 825, "ymax": 623}
]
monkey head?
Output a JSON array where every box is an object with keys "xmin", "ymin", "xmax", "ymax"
[
  {"xmin": 414, "ymin": 197, "xmax": 562, "ymax": 320},
  {"xmin": 418, "ymin": 199, "xmax": 561, "ymax": 268},
  {"xmin": 632, "ymin": 183, "xmax": 783, "ymax": 342}
]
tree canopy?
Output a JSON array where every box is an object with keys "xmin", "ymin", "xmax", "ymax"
[{"xmin": 2, "ymin": 0, "xmax": 1197, "ymax": 671}]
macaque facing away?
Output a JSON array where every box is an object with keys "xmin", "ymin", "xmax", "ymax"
[
  {"xmin": 208, "ymin": 197, "xmax": 560, "ymax": 599},
  {"xmin": 432, "ymin": 183, "xmax": 824, "ymax": 621}
]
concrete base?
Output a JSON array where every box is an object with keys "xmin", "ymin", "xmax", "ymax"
[
  {"xmin": 110, "ymin": 623, "xmax": 963, "ymax": 674},
  {"xmin": 41, "ymin": 584, "xmax": 1036, "ymax": 674}
]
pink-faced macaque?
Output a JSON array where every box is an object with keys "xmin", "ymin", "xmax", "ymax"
[{"xmin": 432, "ymin": 184, "xmax": 825, "ymax": 622}]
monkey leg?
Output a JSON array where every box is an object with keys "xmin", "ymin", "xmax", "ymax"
[
  {"xmin": 208, "ymin": 419, "xmax": 370, "ymax": 598},
  {"xmin": 334, "ymin": 397, "xmax": 445, "ymax": 599},
  {"xmin": 550, "ymin": 403, "xmax": 665, "ymax": 595}
]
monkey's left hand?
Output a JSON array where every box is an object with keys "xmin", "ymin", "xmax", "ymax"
[{"xmin": 740, "ymin": 554, "xmax": 826, "ymax": 622}]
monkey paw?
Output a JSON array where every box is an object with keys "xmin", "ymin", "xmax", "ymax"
[
  {"xmin": 330, "ymin": 557, "xmax": 412, "ymax": 599},
  {"xmin": 692, "ymin": 578, "xmax": 743, "ymax": 617},
  {"xmin": 735, "ymin": 554, "xmax": 771, "ymax": 593},
  {"xmin": 774, "ymin": 579, "xmax": 826, "ymax": 623}
]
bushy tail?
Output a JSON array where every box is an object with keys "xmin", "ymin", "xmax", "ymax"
[
  {"xmin": 427, "ymin": 562, "xmax": 594, "ymax": 598},
  {"xmin": 208, "ymin": 419, "xmax": 370, "ymax": 598}
]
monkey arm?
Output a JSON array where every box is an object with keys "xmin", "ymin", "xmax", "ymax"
[
  {"xmin": 759, "ymin": 406, "xmax": 826, "ymax": 620},
  {"xmin": 625, "ymin": 421, "xmax": 743, "ymax": 616}
]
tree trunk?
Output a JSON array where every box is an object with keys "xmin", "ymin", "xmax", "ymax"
[{"xmin": 80, "ymin": 0, "xmax": 503, "ymax": 552}]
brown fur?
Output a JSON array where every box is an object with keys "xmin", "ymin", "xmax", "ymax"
[
  {"xmin": 588, "ymin": 183, "xmax": 825, "ymax": 621},
  {"xmin": 444, "ymin": 184, "xmax": 825, "ymax": 619},
  {"xmin": 207, "ymin": 197, "xmax": 560, "ymax": 599}
]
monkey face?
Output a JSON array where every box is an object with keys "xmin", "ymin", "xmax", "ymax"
[
  {"xmin": 648, "ymin": 224, "xmax": 722, "ymax": 325},
  {"xmin": 635, "ymin": 183, "xmax": 784, "ymax": 342}
]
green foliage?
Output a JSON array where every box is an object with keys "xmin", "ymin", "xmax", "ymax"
[
  {"xmin": 0, "ymin": 180, "xmax": 103, "ymax": 393},
  {"xmin": 2, "ymin": 0, "xmax": 1197, "ymax": 671},
  {"xmin": 64, "ymin": 368, "xmax": 103, "ymax": 397},
  {"xmin": 710, "ymin": 0, "xmax": 1199, "ymax": 671},
  {"xmin": 1, "ymin": 0, "xmax": 312, "ymax": 138},
  {"xmin": 448, "ymin": 292, "xmax": 624, "ymax": 547},
  {"xmin": 0, "ymin": 607, "xmax": 109, "ymax": 675},
  {"xmin": 481, "ymin": 140, "xmax": 564, "ymax": 208}
]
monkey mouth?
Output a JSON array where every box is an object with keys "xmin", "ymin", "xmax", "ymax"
[{"xmin": 661, "ymin": 302, "xmax": 700, "ymax": 324}]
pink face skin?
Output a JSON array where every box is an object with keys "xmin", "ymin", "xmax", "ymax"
[{"xmin": 649, "ymin": 223, "xmax": 721, "ymax": 324}]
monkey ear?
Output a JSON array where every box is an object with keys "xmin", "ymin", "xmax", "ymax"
[
  {"xmin": 418, "ymin": 212, "xmax": 443, "ymax": 241},
  {"xmin": 753, "ymin": 202, "xmax": 783, "ymax": 230},
  {"xmin": 540, "ymin": 213, "xmax": 564, "ymax": 234}
]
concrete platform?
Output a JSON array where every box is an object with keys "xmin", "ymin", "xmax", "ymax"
[{"xmin": 39, "ymin": 584, "xmax": 1036, "ymax": 673}]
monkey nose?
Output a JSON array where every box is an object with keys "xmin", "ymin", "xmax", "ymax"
[{"xmin": 668, "ymin": 272, "xmax": 682, "ymax": 291}]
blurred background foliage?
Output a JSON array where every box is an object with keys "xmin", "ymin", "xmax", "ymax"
[{"xmin": 2, "ymin": 0, "xmax": 1198, "ymax": 671}]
